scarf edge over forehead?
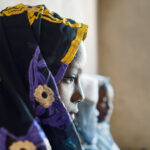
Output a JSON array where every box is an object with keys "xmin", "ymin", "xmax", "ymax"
[
  {"xmin": 0, "ymin": 3, "xmax": 88, "ymax": 83},
  {"xmin": 0, "ymin": 3, "xmax": 88, "ymax": 63}
]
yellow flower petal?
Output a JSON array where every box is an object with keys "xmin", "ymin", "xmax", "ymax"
[
  {"xmin": 9, "ymin": 140, "xmax": 36, "ymax": 150},
  {"xmin": 34, "ymin": 85, "xmax": 55, "ymax": 108}
]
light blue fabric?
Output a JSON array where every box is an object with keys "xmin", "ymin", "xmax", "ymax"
[
  {"xmin": 75, "ymin": 102, "xmax": 120, "ymax": 150},
  {"xmin": 76, "ymin": 102, "xmax": 98, "ymax": 144},
  {"xmin": 75, "ymin": 102, "xmax": 99, "ymax": 150},
  {"xmin": 96, "ymin": 121, "xmax": 120, "ymax": 150}
]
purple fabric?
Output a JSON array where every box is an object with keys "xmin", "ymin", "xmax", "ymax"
[
  {"xmin": 28, "ymin": 46, "xmax": 72, "ymax": 127},
  {"xmin": 55, "ymin": 63, "xmax": 68, "ymax": 84},
  {"xmin": 29, "ymin": 46, "xmax": 46, "ymax": 109},
  {"xmin": 41, "ymin": 101, "xmax": 72, "ymax": 127},
  {"xmin": 0, "ymin": 120, "xmax": 48, "ymax": 150}
]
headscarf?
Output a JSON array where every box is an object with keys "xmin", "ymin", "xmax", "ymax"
[
  {"xmin": 75, "ymin": 74, "xmax": 119, "ymax": 150},
  {"xmin": 80, "ymin": 74, "xmax": 99, "ymax": 104},
  {"xmin": 0, "ymin": 4, "xmax": 88, "ymax": 150},
  {"xmin": 75, "ymin": 74, "xmax": 99, "ymax": 149}
]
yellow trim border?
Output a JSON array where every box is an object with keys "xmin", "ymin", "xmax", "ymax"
[
  {"xmin": 0, "ymin": 4, "xmax": 44, "ymax": 26},
  {"xmin": 61, "ymin": 24, "xmax": 88, "ymax": 64},
  {"xmin": 0, "ymin": 3, "xmax": 88, "ymax": 65},
  {"xmin": 0, "ymin": 4, "xmax": 83, "ymax": 28}
]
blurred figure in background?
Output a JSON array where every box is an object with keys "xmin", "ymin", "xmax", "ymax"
[
  {"xmin": 75, "ymin": 75, "xmax": 99, "ymax": 150},
  {"xmin": 94, "ymin": 75, "xmax": 120, "ymax": 150},
  {"xmin": 75, "ymin": 74, "xmax": 120, "ymax": 150}
]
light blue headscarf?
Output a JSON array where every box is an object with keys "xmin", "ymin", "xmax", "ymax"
[{"xmin": 75, "ymin": 74, "xmax": 120, "ymax": 150}]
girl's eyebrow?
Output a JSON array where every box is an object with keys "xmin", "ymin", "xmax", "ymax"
[{"xmin": 64, "ymin": 75, "xmax": 76, "ymax": 78}]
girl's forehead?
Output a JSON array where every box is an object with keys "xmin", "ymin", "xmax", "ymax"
[
  {"xmin": 64, "ymin": 42, "xmax": 86, "ymax": 76},
  {"xmin": 72, "ymin": 43, "xmax": 86, "ymax": 66}
]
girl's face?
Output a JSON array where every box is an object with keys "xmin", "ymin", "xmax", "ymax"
[
  {"xmin": 97, "ymin": 84, "xmax": 114, "ymax": 122},
  {"xmin": 58, "ymin": 42, "xmax": 86, "ymax": 120}
]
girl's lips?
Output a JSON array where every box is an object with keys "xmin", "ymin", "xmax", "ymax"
[{"xmin": 69, "ymin": 112, "xmax": 75, "ymax": 120}]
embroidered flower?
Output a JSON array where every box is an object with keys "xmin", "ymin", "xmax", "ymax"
[
  {"xmin": 9, "ymin": 140, "xmax": 36, "ymax": 150},
  {"xmin": 34, "ymin": 85, "xmax": 55, "ymax": 108}
]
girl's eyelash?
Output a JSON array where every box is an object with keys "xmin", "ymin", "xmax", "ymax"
[
  {"xmin": 65, "ymin": 77, "xmax": 75, "ymax": 80},
  {"xmin": 63, "ymin": 75, "xmax": 77, "ymax": 83},
  {"xmin": 64, "ymin": 77, "xmax": 76, "ymax": 82}
]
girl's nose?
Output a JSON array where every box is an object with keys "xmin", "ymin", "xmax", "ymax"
[{"xmin": 71, "ymin": 80, "xmax": 85, "ymax": 103}]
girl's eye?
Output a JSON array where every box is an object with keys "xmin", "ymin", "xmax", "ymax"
[{"xmin": 63, "ymin": 76, "xmax": 76, "ymax": 84}]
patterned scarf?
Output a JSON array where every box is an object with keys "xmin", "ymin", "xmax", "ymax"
[{"xmin": 0, "ymin": 4, "xmax": 88, "ymax": 150}]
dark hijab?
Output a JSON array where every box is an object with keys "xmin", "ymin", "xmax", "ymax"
[{"xmin": 0, "ymin": 4, "xmax": 88, "ymax": 150}]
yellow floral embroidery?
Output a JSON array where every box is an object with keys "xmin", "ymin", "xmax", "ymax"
[
  {"xmin": 0, "ymin": 4, "xmax": 26, "ymax": 16},
  {"xmin": 0, "ymin": 4, "xmax": 88, "ymax": 28},
  {"xmin": 42, "ymin": 8, "xmax": 81, "ymax": 27},
  {"xmin": 0, "ymin": 4, "xmax": 43, "ymax": 26},
  {"xmin": 9, "ymin": 140, "xmax": 36, "ymax": 150},
  {"xmin": 34, "ymin": 85, "xmax": 55, "ymax": 108},
  {"xmin": 25, "ymin": 5, "xmax": 44, "ymax": 26}
]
